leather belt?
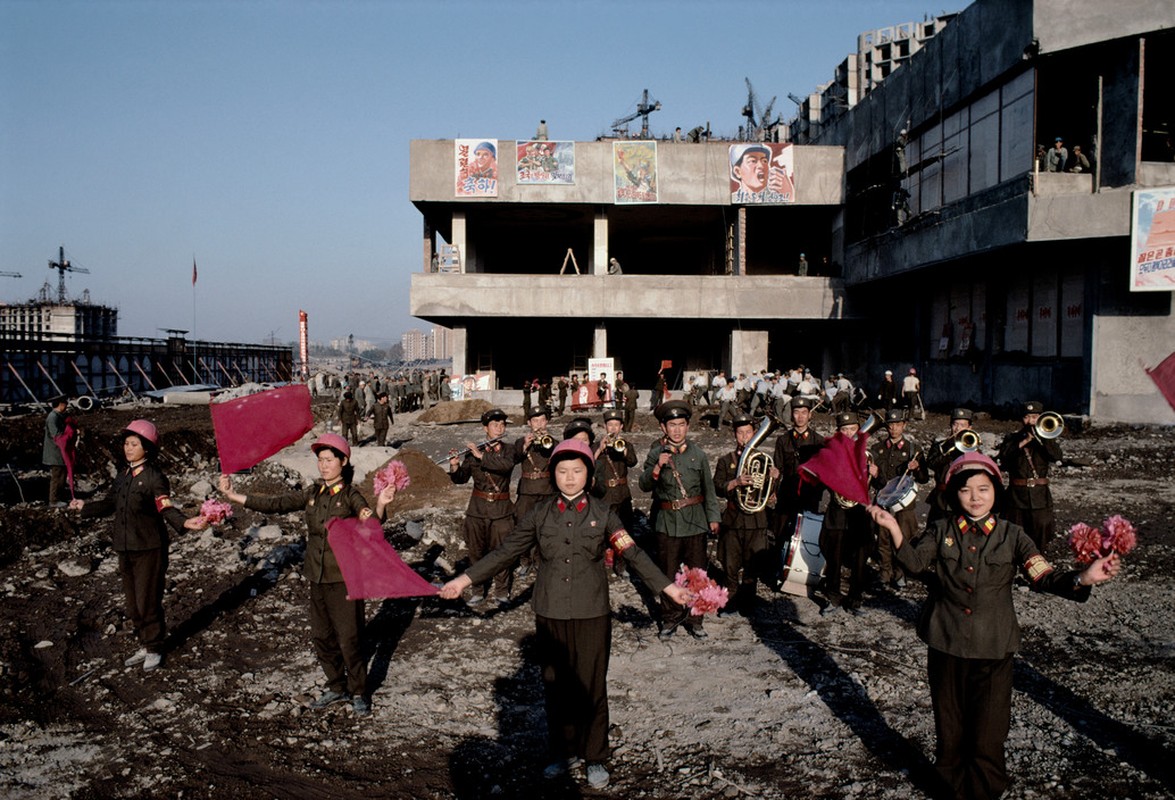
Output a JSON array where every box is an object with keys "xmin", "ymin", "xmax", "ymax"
[
  {"xmin": 1011, "ymin": 478, "xmax": 1049, "ymax": 487},
  {"xmin": 605, "ymin": 478, "xmax": 628, "ymax": 487},
  {"xmin": 659, "ymin": 495, "xmax": 703, "ymax": 511},
  {"xmin": 472, "ymin": 490, "xmax": 511, "ymax": 502},
  {"xmin": 521, "ymin": 471, "xmax": 549, "ymax": 480}
]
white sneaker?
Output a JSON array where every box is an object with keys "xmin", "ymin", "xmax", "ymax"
[
  {"xmin": 124, "ymin": 648, "xmax": 148, "ymax": 667},
  {"xmin": 142, "ymin": 652, "xmax": 163, "ymax": 671},
  {"xmin": 586, "ymin": 763, "xmax": 609, "ymax": 788}
]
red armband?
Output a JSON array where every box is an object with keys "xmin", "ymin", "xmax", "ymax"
[
  {"xmin": 154, "ymin": 495, "xmax": 173, "ymax": 513},
  {"xmin": 609, "ymin": 528, "xmax": 636, "ymax": 554},
  {"xmin": 1024, "ymin": 554, "xmax": 1053, "ymax": 582}
]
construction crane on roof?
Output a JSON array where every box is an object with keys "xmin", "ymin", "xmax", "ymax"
[
  {"xmin": 0, "ymin": 271, "xmax": 21, "ymax": 278},
  {"xmin": 48, "ymin": 245, "xmax": 89, "ymax": 302},
  {"xmin": 611, "ymin": 89, "xmax": 661, "ymax": 139},
  {"xmin": 741, "ymin": 78, "xmax": 782, "ymax": 142}
]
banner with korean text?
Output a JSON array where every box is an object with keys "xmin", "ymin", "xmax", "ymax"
[{"xmin": 1130, "ymin": 187, "xmax": 1175, "ymax": 291}]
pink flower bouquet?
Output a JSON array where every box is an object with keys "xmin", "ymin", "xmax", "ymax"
[
  {"xmin": 1067, "ymin": 515, "xmax": 1137, "ymax": 564},
  {"xmin": 674, "ymin": 565, "xmax": 729, "ymax": 616},
  {"xmin": 199, "ymin": 498, "xmax": 234, "ymax": 526},
  {"xmin": 373, "ymin": 460, "xmax": 412, "ymax": 495}
]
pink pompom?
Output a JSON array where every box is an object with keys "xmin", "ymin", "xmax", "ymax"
[
  {"xmin": 674, "ymin": 565, "xmax": 729, "ymax": 616},
  {"xmin": 199, "ymin": 498, "xmax": 234, "ymax": 525},
  {"xmin": 1067, "ymin": 522, "xmax": 1104, "ymax": 565},
  {"xmin": 373, "ymin": 460, "xmax": 411, "ymax": 495},
  {"xmin": 1102, "ymin": 515, "xmax": 1137, "ymax": 556}
]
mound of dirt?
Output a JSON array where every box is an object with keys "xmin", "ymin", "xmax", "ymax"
[{"xmin": 416, "ymin": 399, "xmax": 493, "ymax": 425}]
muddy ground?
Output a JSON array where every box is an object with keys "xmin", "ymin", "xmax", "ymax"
[{"xmin": 1, "ymin": 398, "xmax": 1173, "ymax": 799}]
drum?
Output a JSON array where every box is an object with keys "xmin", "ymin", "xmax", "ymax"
[
  {"xmin": 779, "ymin": 511, "xmax": 826, "ymax": 596},
  {"xmin": 877, "ymin": 475, "xmax": 917, "ymax": 512}
]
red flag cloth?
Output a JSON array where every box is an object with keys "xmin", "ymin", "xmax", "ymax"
[
  {"xmin": 1146, "ymin": 351, "xmax": 1175, "ymax": 412},
  {"xmin": 660, "ymin": 360, "xmax": 673, "ymax": 370},
  {"xmin": 54, "ymin": 417, "xmax": 79, "ymax": 500},
  {"xmin": 192, "ymin": 258, "xmax": 197, "ymax": 287},
  {"xmin": 326, "ymin": 516, "xmax": 439, "ymax": 600},
  {"xmin": 799, "ymin": 430, "xmax": 872, "ymax": 506},
  {"xmin": 210, "ymin": 384, "xmax": 313, "ymax": 473}
]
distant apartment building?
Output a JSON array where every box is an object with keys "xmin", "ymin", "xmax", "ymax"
[{"xmin": 402, "ymin": 326, "xmax": 454, "ymax": 361}]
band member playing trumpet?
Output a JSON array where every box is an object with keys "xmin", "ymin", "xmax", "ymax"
[
  {"xmin": 450, "ymin": 408, "xmax": 517, "ymax": 607},
  {"xmin": 926, "ymin": 408, "xmax": 980, "ymax": 524},
  {"xmin": 997, "ymin": 400, "xmax": 1063, "ymax": 553},
  {"xmin": 514, "ymin": 407, "xmax": 557, "ymax": 523},
  {"xmin": 593, "ymin": 409, "xmax": 637, "ymax": 530},
  {"xmin": 640, "ymin": 400, "xmax": 721, "ymax": 639},
  {"xmin": 869, "ymin": 409, "xmax": 928, "ymax": 591},
  {"xmin": 713, "ymin": 414, "xmax": 778, "ymax": 615}
]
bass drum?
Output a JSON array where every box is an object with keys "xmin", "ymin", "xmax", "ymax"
[
  {"xmin": 876, "ymin": 475, "xmax": 918, "ymax": 513},
  {"xmin": 779, "ymin": 511, "xmax": 826, "ymax": 596}
]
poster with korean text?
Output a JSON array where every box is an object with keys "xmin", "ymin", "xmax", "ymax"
[
  {"xmin": 613, "ymin": 141, "xmax": 657, "ymax": 204},
  {"xmin": 1130, "ymin": 188, "xmax": 1175, "ymax": 290},
  {"xmin": 455, "ymin": 139, "xmax": 499, "ymax": 197},
  {"xmin": 729, "ymin": 142, "xmax": 795, "ymax": 204},
  {"xmin": 516, "ymin": 141, "xmax": 574, "ymax": 184}
]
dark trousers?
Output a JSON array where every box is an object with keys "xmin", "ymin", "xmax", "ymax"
[
  {"xmin": 464, "ymin": 515, "xmax": 515, "ymax": 596},
  {"xmin": 309, "ymin": 581, "xmax": 367, "ymax": 697},
  {"xmin": 1005, "ymin": 506, "xmax": 1055, "ymax": 554},
  {"xmin": 717, "ymin": 526, "xmax": 768, "ymax": 601},
  {"xmin": 820, "ymin": 516, "xmax": 871, "ymax": 607},
  {"xmin": 927, "ymin": 648, "xmax": 1013, "ymax": 800},
  {"xmin": 876, "ymin": 506, "xmax": 916, "ymax": 583},
  {"xmin": 373, "ymin": 424, "xmax": 388, "ymax": 446},
  {"xmin": 48, "ymin": 464, "xmax": 67, "ymax": 505},
  {"xmin": 656, "ymin": 531, "xmax": 706, "ymax": 631},
  {"xmin": 536, "ymin": 614, "xmax": 611, "ymax": 763},
  {"xmin": 118, "ymin": 547, "xmax": 168, "ymax": 652}
]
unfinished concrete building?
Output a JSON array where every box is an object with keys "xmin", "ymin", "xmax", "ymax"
[{"xmin": 409, "ymin": 0, "xmax": 1175, "ymax": 423}]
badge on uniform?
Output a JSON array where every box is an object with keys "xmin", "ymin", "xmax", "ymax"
[
  {"xmin": 590, "ymin": 520, "xmax": 597, "ymax": 527},
  {"xmin": 944, "ymin": 536, "xmax": 955, "ymax": 548}
]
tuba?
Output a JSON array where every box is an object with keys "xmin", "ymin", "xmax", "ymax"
[{"xmin": 735, "ymin": 415, "xmax": 778, "ymax": 513}]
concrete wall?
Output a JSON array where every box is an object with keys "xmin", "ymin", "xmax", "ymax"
[
  {"xmin": 411, "ymin": 273, "xmax": 856, "ymax": 324},
  {"xmin": 409, "ymin": 140, "xmax": 845, "ymax": 206},
  {"xmin": 1026, "ymin": 185, "xmax": 1132, "ymax": 241},
  {"xmin": 1034, "ymin": 0, "xmax": 1175, "ymax": 55},
  {"xmin": 1091, "ymin": 311, "xmax": 1175, "ymax": 424}
]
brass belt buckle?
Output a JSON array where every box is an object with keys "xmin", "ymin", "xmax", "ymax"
[{"xmin": 1026, "ymin": 478, "xmax": 1037, "ymax": 488}]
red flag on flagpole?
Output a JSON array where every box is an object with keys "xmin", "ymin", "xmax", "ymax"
[
  {"xmin": 1146, "ymin": 351, "xmax": 1175, "ymax": 412},
  {"xmin": 210, "ymin": 384, "xmax": 313, "ymax": 473},
  {"xmin": 192, "ymin": 258, "xmax": 197, "ymax": 287}
]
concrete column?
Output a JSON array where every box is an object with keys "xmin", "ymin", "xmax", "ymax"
[
  {"xmin": 451, "ymin": 327, "xmax": 468, "ymax": 376},
  {"xmin": 592, "ymin": 209, "xmax": 608, "ymax": 275},
  {"xmin": 593, "ymin": 324, "xmax": 608, "ymax": 359},
  {"xmin": 452, "ymin": 211, "xmax": 467, "ymax": 273},
  {"xmin": 730, "ymin": 329, "xmax": 768, "ymax": 377},
  {"xmin": 422, "ymin": 218, "xmax": 434, "ymax": 272},
  {"xmin": 735, "ymin": 206, "xmax": 747, "ymax": 276}
]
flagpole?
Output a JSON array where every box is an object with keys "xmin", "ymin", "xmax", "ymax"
[{"xmin": 191, "ymin": 255, "xmax": 197, "ymax": 339}]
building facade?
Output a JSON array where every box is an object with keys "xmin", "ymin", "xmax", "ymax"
[{"xmin": 408, "ymin": 0, "xmax": 1175, "ymax": 423}]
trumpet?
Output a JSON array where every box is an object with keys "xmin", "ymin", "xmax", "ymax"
[
  {"xmin": 1034, "ymin": 411, "xmax": 1064, "ymax": 440},
  {"xmin": 532, "ymin": 431, "xmax": 555, "ymax": 451},
  {"xmin": 607, "ymin": 436, "xmax": 627, "ymax": 453},
  {"xmin": 938, "ymin": 429, "xmax": 981, "ymax": 454},
  {"xmin": 435, "ymin": 435, "xmax": 508, "ymax": 464}
]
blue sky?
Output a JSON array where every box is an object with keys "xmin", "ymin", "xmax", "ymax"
[{"xmin": 1, "ymin": 0, "xmax": 965, "ymax": 346}]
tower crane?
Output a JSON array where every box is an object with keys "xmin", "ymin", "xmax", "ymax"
[
  {"xmin": 48, "ymin": 245, "xmax": 89, "ymax": 302},
  {"xmin": 611, "ymin": 89, "xmax": 662, "ymax": 139}
]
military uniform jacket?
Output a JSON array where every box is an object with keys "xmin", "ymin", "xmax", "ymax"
[
  {"xmin": 593, "ymin": 442, "xmax": 637, "ymax": 507},
  {"xmin": 244, "ymin": 481, "xmax": 370, "ymax": 584},
  {"xmin": 997, "ymin": 430, "xmax": 1062, "ymax": 511},
  {"xmin": 713, "ymin": 447, "xmax": 769, "ymax": 529},
  {"xmin": 82, "ymin": 463, "xmax": 189, "ymax": 552},
  {"xmin": 639, "ymin": 440, "xmax": 720, "ymax": 537},
  {"xmin": 869, "ymin": 435, "xmax": 929, "ymax": 493},
  {"xmin": 337, "ymin": 397, "xmax": 360, "ymax": 424},
  {"xmin": 513, "ymin": 437, "xmax": 555, "ymax": 499},
  {"xmin": 450, "ymin": 443, "xmax": 516, "ymax": 520},
  {"xmin": 372, "ymin": 402, "xmax": 391, "ymax": 430},
  {"xmin": 773, "ymin": 427, "xmax": 826, "ymax": 512},
  {"xmin": 895, "ymin": 516, "xmax": 1089, "ymax": 659},
  {"xmin": 43, "ymin": 409, "xmax": 67, "ymax": 466},
  {"xmin": 464, "ymin": 494, "xmax": 671, "ymax": 620}
]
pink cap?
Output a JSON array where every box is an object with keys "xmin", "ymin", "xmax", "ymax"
[
  {"xmin": 311, "ymin": 432, "xmax": 351, "ymax": 460},
  {"xmin": 122, "ymin": 419, "xmax": 159, "ymax": 446},
  {"xmin": 946, "ymin": 451, "xmax": 1002, "ymax": 484},
  {"xmin": 549, "ymin": 437, "xmax": 595, "ymax": 467}
]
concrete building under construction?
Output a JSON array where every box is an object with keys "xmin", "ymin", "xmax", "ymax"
[{"xmin": 408, "ymin": 0, "xmax": 1175, "ymax": 423}]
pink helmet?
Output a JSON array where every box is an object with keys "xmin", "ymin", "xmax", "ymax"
[
  {"xmin": 909, "ymin": 368, "xmax": 917, "ymax": 375},
  {"xmin": 311, "ymin": 432, "xmax": 351, "ymax": 460},
  {"xmin": 549, "ymin": 438, "xmax": 595, "ymax": 468},
  {"xmin": 122, "ymin": 419, "xmax": 159, "ymax": 447},
  {"xmin": 946, "ymin": 451, "xmax": 1002, "ymax": 484}
]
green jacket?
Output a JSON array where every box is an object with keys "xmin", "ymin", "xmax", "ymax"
[{"xmin": 639, "ymin": 439, "xmax": 720, "ymax": 537}]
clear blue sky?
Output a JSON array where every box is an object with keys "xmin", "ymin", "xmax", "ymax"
[{"xmin": 1, "ymin": 0, "xmax": 965, "ymax": 347}]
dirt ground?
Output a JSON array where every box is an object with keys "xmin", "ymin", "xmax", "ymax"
[{"xmin": 1, "ymin": 397, "xmax": 1173, "ymax": 799}]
